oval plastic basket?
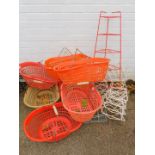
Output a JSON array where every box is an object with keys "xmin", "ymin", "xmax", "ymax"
[
  {"xmin": 19, "ymin": 62, "xmax": 57, "ymax": 90},
  {"xmin": 61, "ymin": 84, "xmax": 102, "ymax": 122},
  {"xmin": 54, "ymin": 57, "xmax": 109, "ymax": 84},
  {"xmin": 45, "ymin": 53, "xmax": 88, "ymax": 80},
  {"xmin": 24, "ymin": 102, "xmax": 82, "ymax": 142},
  {"xmin": 23, "ymin": 85, "xmax": 60, "ymax": 108}
]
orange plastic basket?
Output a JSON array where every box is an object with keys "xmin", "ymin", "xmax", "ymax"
[
  {"xmin": 24, "ymin": 102, "xmax": 82, "ymax": 142},
  {"xmin": 20, "ymin": 62, "xmax": 57, "ymax": 90},
  {"xmin": 44, "ymin": 49, "xmax": 88, "ymax": 80},
  {"xmin": 61, "ymin": 84, "xmax": 102, "ymax": 122},
  {"xmin": 54, "ymin": 57, "xmax": 109, "ymax": 84}
]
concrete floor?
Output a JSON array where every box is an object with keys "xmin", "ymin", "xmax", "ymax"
[{"xmin": 19, "ymin": 92, "xmax": 135, "ymax": 155}]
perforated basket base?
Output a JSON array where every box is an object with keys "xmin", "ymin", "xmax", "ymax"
[
  {"xmin": 39, "ymin": 116, "xmax": 71, "ymax": 142},
  {"xmin": 66, "ymin": 90, "xmax": 92, "ymax": 112}
]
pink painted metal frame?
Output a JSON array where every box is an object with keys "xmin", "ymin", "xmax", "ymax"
[{"xmin": 93, "ymin": 11, "xmax": 122, "ymax": 81}]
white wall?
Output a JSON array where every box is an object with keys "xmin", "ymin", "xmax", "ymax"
[{"xmin": 19, "ymin": 0, "xmax": 135, "ymax": 80}]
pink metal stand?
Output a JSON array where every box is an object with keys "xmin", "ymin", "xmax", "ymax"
[{"xmin": 94, "ymin": 11, "xmax": 122, "ymax": 81}]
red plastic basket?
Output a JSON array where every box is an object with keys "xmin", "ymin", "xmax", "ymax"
[
  {"xmin": 24, "ymin": 102, "xmax": 82, "ymax": 142},
  {"xmin": 19, "ymin": 62, "xmax": 57, "ymax": 90},
  {"xmin": 54, "ymin": 57, "xmax": 109, "ymax": 84},
  {"xmin": 61, "ymin": 84, "xmax": 102, "ymax": 122}
]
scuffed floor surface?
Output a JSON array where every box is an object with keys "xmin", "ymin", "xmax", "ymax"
[{"xmin": 19, "ymin": 92, "xmax": 135, "ymax": 155}]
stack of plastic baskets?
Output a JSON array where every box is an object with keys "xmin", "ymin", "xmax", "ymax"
[{"xmin": 21, "ymin": 49, "xmax": 110, "ymax": 142}]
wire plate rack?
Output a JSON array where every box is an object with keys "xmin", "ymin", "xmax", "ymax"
[{"xmin": 94, "ymin": 80, "xmax": 128, "ymax": 121}]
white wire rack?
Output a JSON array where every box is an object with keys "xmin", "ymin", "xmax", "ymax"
[
  {"xmin": 94, "ymin": 72, "xmax": 128, "ymax": 122},
  {"xmin": 103, "ymin": 85, "xmax": 128, "ymax": 121}
]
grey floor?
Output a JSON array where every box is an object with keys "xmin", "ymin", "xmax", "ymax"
[{"xmin": 19, "ymin": 92, "xmax": 135, "ymax": 155}]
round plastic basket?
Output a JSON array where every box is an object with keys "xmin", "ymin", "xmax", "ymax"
[
  {"xmin": 54, "ymin": 57, "xmax": 109, "ymax": 84},
  {"xmin": 61, "ymin": 84, "xmax": 102, "ymax": 122},
  {"xmin": 24, "ymin": 102, "xmax": 82, "ymax": 142},
  {"xmin": 23, "ymin": 85, "xmax": 60, "ymax": 108},
  {"xmin": 19, "ymin": 62, "xmax": 57, "ymax": 90}
]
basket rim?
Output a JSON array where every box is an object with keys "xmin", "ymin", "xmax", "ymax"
[{"xmin": 54, "ymin": 57, "xmax": 110, "ymax": 72}]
